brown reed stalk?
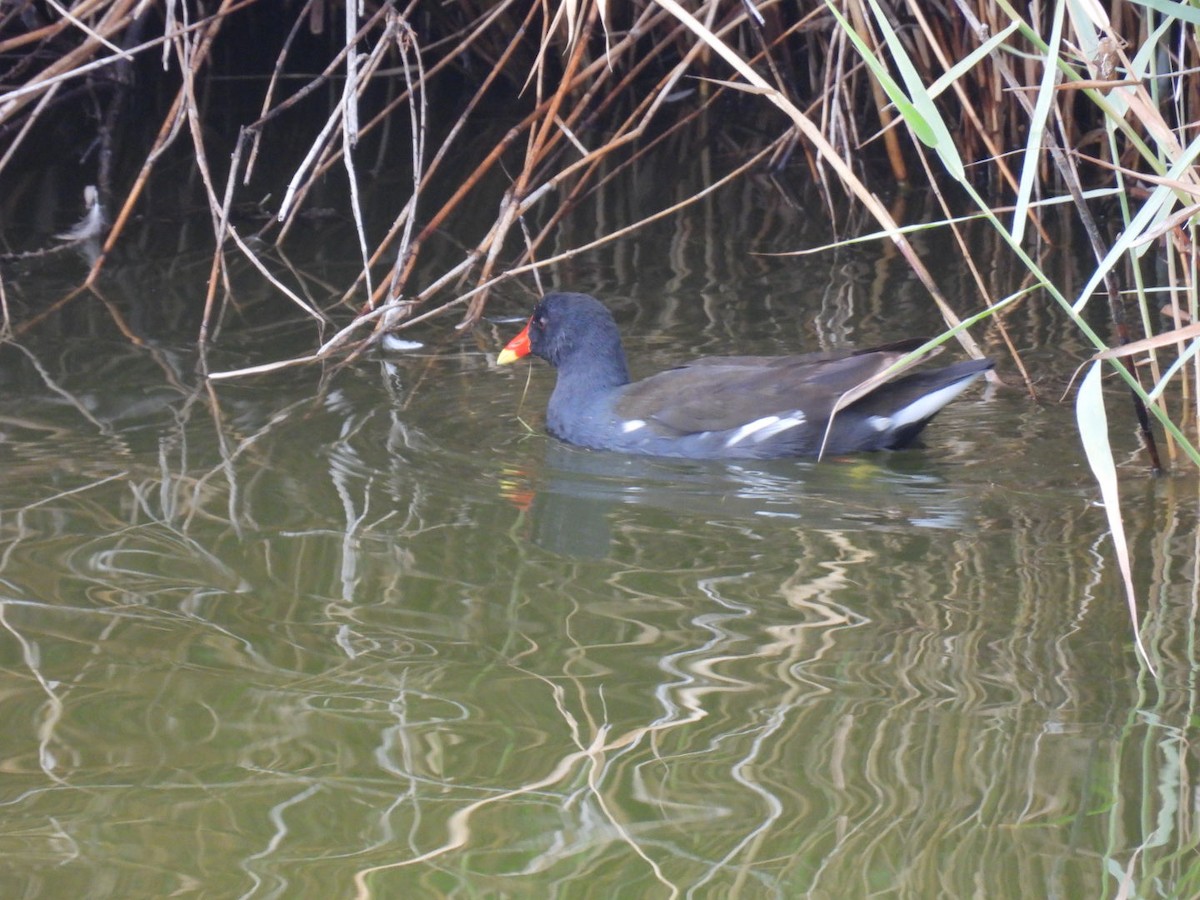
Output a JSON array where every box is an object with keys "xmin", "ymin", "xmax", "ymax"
[{"xmin": 3, "ymin": 0, "xmax": 1198, "ymax": 462}]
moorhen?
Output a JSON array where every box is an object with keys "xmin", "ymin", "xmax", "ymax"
[{"xmin": 497, "ymin": 292, "xmax": 993, "ymax": 459}]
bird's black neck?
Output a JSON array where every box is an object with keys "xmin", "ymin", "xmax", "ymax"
[{"xmin": 554, "ymin": 343, "xmax": 630, "ymax": 394}]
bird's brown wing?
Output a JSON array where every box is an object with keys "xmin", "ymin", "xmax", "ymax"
[{"xmin": 616, "ymin": 340, "xmax": 932, "ymax": 436}]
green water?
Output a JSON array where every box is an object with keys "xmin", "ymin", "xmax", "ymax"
[{"xmin": 0, "ymin": 194, "xmax": 1196, "ymax": 898}]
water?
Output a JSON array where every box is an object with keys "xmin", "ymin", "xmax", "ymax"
[{"xmin": 1, "ymin": 187, "xmax": 1197, "ymax": 898}]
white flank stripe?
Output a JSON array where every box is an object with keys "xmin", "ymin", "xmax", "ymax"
[
  {"xmin": 621, "ymin": 419, "xmax": 647, "ymax": 433},
  {"xmin": 889, "ymin": 379, "xmax": 977, "ymax": 429},
  {"xmin": 751, "ymin": 413, "xmax": 806, "ymax": 442},
  {"xmin": 724, "ymin": 415, "xmax": 779, "ymax": 447}
]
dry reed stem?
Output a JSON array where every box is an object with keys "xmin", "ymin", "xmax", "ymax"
[
  {"xmin": 366, "ymin": 3, "xmax": 538, "ymax": 310},
  {"xmin": 0, "ymin": 0, "xmax": 138, "ymax": 121},
  {"xmin": 364, "ymin": 2, "xmax": 690, "ymax": 320},
  {"xmin": 0, "ymin": 266, "xmax": 9, "ymax": 336},
  {"xmin": 900, "ymin": 0, "xmax": 1045, "ymax": 241},
  {"xmin": 0, "ymin": 80, "xmax": 60, "ymax": 175},
  {"xmin": 271, "ymin": 7, "xmax": 396, "ymax": 237},
  {"xmin": 909, "ymin": 145, "xmax": 1034, "ymax": 396},
  {"xmin": 207, "ymin": 138, "xmax": 781, "ymax": 381},
  {"xmin": 847, "ymin": 0, "xmax": 907, "ymax": 183},
  {"xmin": 460, "ymin": 2, "xmax": 599, "ymax": 326},
  {"xmin": 243, "ymin": 0, "xmax": 319, "ymax": 178},
  {"xmin": 656, "ymin": 0, "xmax": 989, "ymax": 365},
  {"xmin": 454, "ymin": 4, "xmax": 751, "ymax": 324},
  {"xmin": 0, "ymin": 0, "xmax": 257, "ymax": 122},
  {"xmin": 104, "ymin": 1, "xmax": 234, "ymax": 258}
]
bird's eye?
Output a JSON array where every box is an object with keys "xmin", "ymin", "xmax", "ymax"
[{"xmin": 536, "ymin": 316, "xmax": 548, "ymax": 329}]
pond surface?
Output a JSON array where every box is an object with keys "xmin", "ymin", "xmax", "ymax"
[{"xmin": 1, "ymin": 183, "xmax": 1197, "ymax": 898}]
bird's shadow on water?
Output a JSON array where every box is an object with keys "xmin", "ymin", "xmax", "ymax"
[{"xmin": 521, "ymin": 440, "xmax": 981, "ymax": 558}]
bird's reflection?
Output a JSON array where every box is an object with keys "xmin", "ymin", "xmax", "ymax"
[{"xmin": 509, "ymin": 441, "xmax": 975, "ymax": 558}]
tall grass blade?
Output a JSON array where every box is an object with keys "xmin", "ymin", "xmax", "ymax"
[
  {"xmin": 858, "ymin": 0, "xmax": 965, "ymax": 180},
  {"xmin": 927, "ymin": 21, "xmax": 1020, "ymax": 99},
  {"xmin": 1129, "ymin": 0, "xmax": 1200, "ymax": 26},
  {"xmin": 1072, "ymin": 131, "xmax": 1200, "ymax": 314},
  {"xmin": 822, "ymin": 1, "xmax": 938, "ymax": 149},
  {"xmin": 1075, "ymin": 362, "xmax": 1155, "ymax": 674},
  {"xmin": 1011, "ymin": 0, "xmax": 1064, "ymax": 244}
]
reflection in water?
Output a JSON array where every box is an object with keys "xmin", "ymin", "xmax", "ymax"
[
  {"xmin": 0, "ymin": 240, "xmax": 1196, "ymax": 897},
  {"xmin": 522, "ymin": 441, "xmax": 976, "ymax": 559}
]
